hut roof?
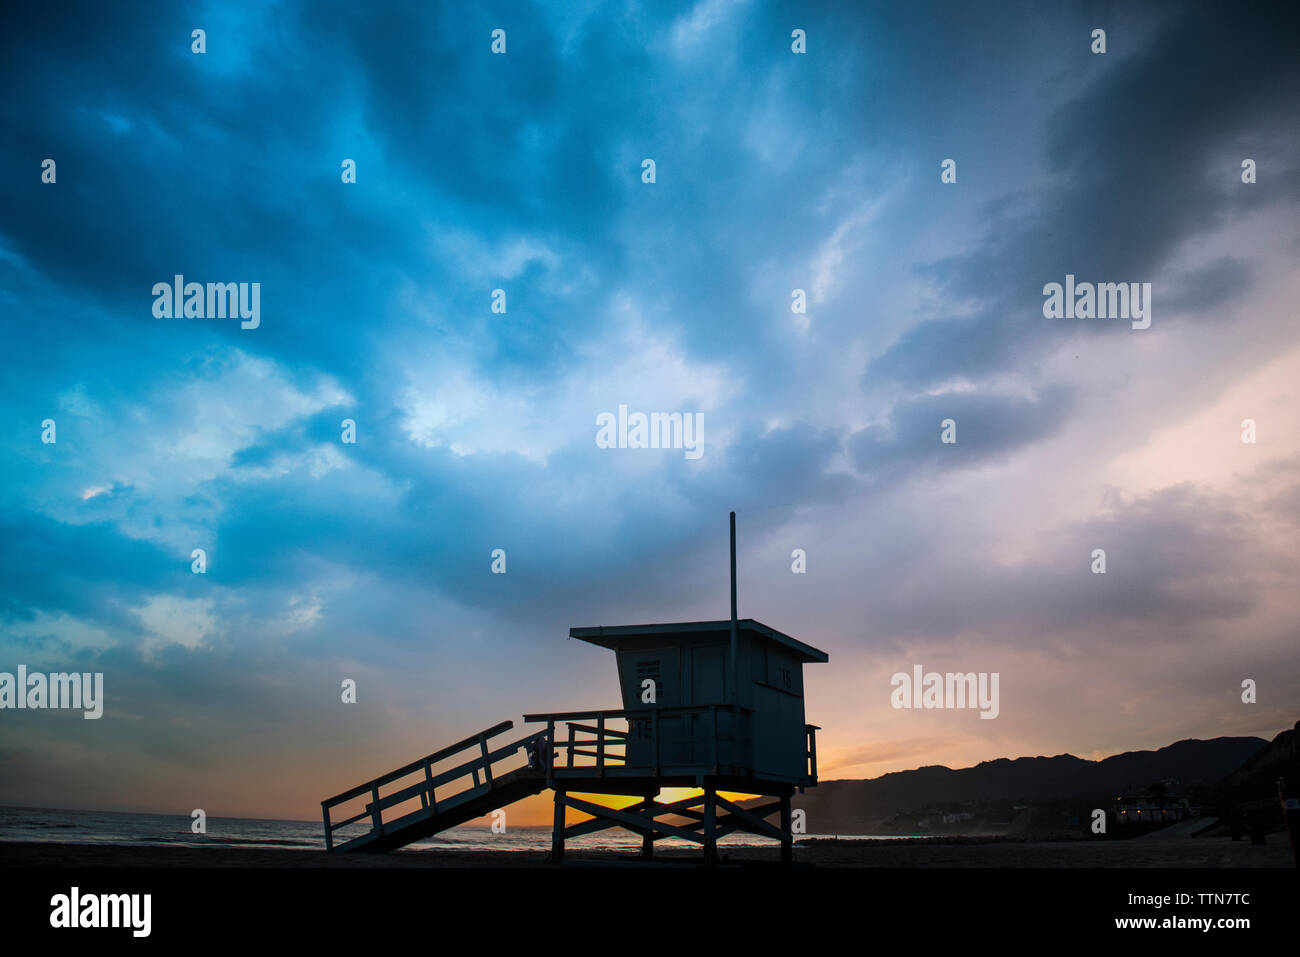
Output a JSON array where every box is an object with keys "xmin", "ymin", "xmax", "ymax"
[{"xmin": 569, "ymin": 619, "xmax": 829, "ymax": 663}]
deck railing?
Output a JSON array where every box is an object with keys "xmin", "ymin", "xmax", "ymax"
[
  {"xmin": 320, "ymin": 720, "xmax": 547, "ymax": 851},
  {"xmin": 805, "ymin": 723, "xmax": 820, "ymax": 784},
  {"xmin": 522, "ymin": 705, "xmax": 759, "ymax": 779}
]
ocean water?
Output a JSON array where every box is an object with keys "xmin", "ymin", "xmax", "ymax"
[{"xmin": 0, "ymin": 805, "xmax": 889, "ymax": 853}]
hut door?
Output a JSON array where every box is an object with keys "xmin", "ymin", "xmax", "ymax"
[
  {"xmin": 691, "ymin": 646, "xmax": 727, "ymax": 703},
  {"xmin": 690, "ymin": 646, "xmax": 729, "ymax": 765}
]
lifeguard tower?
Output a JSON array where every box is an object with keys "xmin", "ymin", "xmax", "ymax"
[{"xmin": 320, "ymin": 514, "xmax": 828, "ymax": 864}]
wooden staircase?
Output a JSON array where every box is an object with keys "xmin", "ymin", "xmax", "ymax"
[{"xmin": 322, "ymin": 720, "xmax": 549, "ymax": 853}]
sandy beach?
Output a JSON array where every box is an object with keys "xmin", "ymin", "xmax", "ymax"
[{"xmin": 2, "ymin": 835, "xmax": 1292, "ymax": 868}]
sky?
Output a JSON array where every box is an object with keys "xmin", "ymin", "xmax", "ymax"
[{"xmin": 1, "ymin": 0, "xmax": 1298, "ymax": 828}]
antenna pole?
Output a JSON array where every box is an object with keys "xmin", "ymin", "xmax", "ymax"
[{"xmin": 729, "ymin": 511, "xmax": 738, "ymax": 699}]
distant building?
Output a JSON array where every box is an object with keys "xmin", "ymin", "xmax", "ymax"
[{"xmin": 1112, "ymin": 789, "xmax": 1192, "ymax": 828}]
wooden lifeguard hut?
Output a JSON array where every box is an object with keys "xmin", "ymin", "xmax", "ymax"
[{"xmin": 320, "ymin": 513, "xmax": 828, "ymax": 864}]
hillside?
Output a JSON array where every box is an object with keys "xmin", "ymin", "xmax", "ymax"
[{"xmin": 788, "ymin": 733, "xmax": 1272, "ymax": 834}]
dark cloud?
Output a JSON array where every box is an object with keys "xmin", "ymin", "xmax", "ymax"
[
  {"xmin": 863, "ymin": 483, "xmax": 1270, "ymax": 642},
  {"xmin": 0, "ymin": 514, "xmax": 187, "ymax": 630},
  {"xmin": 865, "ymin": 2, "xmax": 1300, "ymax": 389},
  {"xmin": 849, "ymin": 386, "xmax": 1073, "ymax": 481}
]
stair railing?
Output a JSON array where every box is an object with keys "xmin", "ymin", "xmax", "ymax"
[{"xmin": 321, "ymin": 720, "xmax": 545, "ymax": 851}]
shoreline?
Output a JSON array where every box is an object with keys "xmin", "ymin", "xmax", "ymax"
[{"xmin": 2, "ymin": 835, "xmax": 1292, "ymax": 868}]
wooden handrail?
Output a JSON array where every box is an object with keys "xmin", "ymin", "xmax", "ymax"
[
  {"xmin": 531, "ymin": 704, "xmax": 762, "ymax": 778},
  {"xmin": 805, "ymin": 724, "xmax": 819, "ymax": 783},
  {"xmin": 597, "ymin": 713, "xmax": 605, "ymax": 776},
  {"xmin": 323, "ymin": 727, "xmax": 546, "ymax": 844},
  {"xmin": 329, "ymin": 807, "xmax": 376, "ymax": 830},
  {"xmin": 361, "ymin": 738, "xmax": 527, "ymax": 811},
  {"xmin": 563, "ymin": 721, "xmax": 629, "ymax": 739},
  {"xmin": 341, "ymin": 731, "xmax": 544, "ymax": 822},
  {"xmin": 322, "ymin": 720, "xmax": 516, "ymax": 808},
  {"xmin": 567, "ymin": 747, "xmax": 626, "ymax": 761}
]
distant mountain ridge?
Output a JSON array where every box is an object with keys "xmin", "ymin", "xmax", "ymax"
[
  {"xmin": 791, "ymin": 734, "xmax": 1271, "ymax": 833},
  {"xmin": 1201, "ymin": 721, "xmax": 1299, "ymax": 810}
]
